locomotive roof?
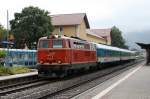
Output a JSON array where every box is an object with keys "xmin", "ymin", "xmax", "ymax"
[
  {"xmin": 39, "ymin": 36, "xmax": 135, "ymax": 53},
  {"xmin": 39, "ymin": 36, "xmax": 89, "ymax": 43}
]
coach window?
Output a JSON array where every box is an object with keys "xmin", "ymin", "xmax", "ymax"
[
  {"xmin": 101, "ymin": 49, "xmax": 105, "ymax": 57},
  {"xmin": 53, "ymin": 39, "xmax": 62, "ymax": 48}
]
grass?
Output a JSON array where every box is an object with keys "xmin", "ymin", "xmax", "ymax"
[{"xmin": 0, "ymin": 66, "xmax": 32, "ymax": 76}]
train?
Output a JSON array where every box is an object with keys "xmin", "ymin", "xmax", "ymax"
[
  {"xmin": 37, "ymin": 35, "xmax": 136, "ymax": 77},
  {"xmin": 0, "ymin": 48, "xmax": 36, "ymax": 67}
]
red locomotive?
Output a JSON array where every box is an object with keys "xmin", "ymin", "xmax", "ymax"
[
  {"xmin": 37, "ymin": 35, "xmax": 136, "ymax": 77},
  {"xmin": 37, "ymin": 35, "xmax": 97, "ymax": 77}
]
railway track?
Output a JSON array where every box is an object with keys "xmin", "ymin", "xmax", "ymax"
[
  {"xmin": 0, "ymin": 79, "xmax": 53, "ymax": 97},
  {"xmin": 0, "ymin": 60, "xmax": 143, "ymax": 99},
  {"xmin": 42, "ymin": 60, "xmax": 144, "ymax": 99},
  {"xmin": 0, "ymin": 78, "xmax": 50, "ymax": 96},
  {"xmin": 47, "ymin": 60, "xmax": 144, "ymax": 99}
]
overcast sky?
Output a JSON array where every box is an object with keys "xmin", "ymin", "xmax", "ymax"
[{"xmin": 0, "ymin": 0, "xmax": 150, "ymax": 33}]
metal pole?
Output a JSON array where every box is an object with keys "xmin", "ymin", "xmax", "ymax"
[
  {"xmin": 6, "ymin": 10, "xmax": 10, "ymax": 66},
  {"xmin": 7, "ymin": 10, "xmax": 9, "ymax": 42}
]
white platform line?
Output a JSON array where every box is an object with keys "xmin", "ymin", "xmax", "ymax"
[{"xmin": 92, "ymin": 65, "xmax": 143, "ymax": 99}]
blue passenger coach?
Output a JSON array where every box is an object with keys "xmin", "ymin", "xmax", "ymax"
[
  {"xmin": 95, "ymin": 43, "xmax": 135, "ymax": 63},
  {"xmin": 0, "ymin": 48, "xmax": 37, "ymax": 67}
]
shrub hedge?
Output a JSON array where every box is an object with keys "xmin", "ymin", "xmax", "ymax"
[{"xmin": 0, "ymin": 66, "xmax": 31, "ymax": 76}]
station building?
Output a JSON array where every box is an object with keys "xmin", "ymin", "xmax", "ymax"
[{"xmin": 51, "ymin": 13, "xmax": 111, "ymax": 45}]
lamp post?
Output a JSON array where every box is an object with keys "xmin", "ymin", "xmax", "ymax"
[
  {"xmin": 7, "ymin": 10, "xmax": 9, "ymax": 47},
  {"xmin": 6, "ymin": 10, "xmax": 11, "ymax": 66}
]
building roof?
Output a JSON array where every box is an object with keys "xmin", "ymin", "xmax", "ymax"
[
  {"xmin": 89, "ymin": 28, "xmax": 111, "ymax": 37},
  {"xmin": 86, "ymin": 29, "xmax": 105, "ymax": 40},
  {"xmin": 51, "ymin": 13, "xmax": 90, "ymax": 28}
]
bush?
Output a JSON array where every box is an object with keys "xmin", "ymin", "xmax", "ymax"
[
  {"xmin": 0, "ymin": 66, "xmax": 31, "ymax": 76},
  {"xmin": 10, "ymin": 66, "xmax": 31, "ymax": 74},
  {"xmin": 0, "ymin": 66, "xmax": 12, "ymax": 76},
  {"xmin": 0, "ymin": 50, "xmax": 6, "ymax": 58}
]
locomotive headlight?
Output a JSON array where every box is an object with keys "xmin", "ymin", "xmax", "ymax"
[
  {"xmin": 58, "ymin": 60, "xmax": 62, "ymax": 64},
  {"xmin": 40, "ymin": 61, "xmax": 43, "ymax": 64}
]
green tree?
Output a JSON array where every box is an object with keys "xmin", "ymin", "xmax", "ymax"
[
  {"xmin": 111, "ymin": 26, "xmax": 128, "ymax": 49},
  {"xmin": 10, "ymin": 6, "xmax": 54, "ymax": 49},
  {"xmin": 0, "ymin": 24, "xmax": 7, "ymax": 41}
]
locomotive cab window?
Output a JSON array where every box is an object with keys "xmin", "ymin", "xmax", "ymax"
[
  {"xmin": 39, "ymin": 40, "xmax": 49, "ymax": 48},
  {"xmin": 53, "ymin": 39, "xmax": 63, "ymax": 48}
]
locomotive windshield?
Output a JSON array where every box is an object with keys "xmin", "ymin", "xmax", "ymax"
[
  {"xmin": 38, "ymin": 40, "xmax": 49, "ymax": 48},
  {"xmin": 53, "ymin": 39, "xmax": 62, "ymax": 48}
]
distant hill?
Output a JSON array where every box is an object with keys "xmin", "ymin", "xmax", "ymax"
[{"xmin": 123, "ymin": 30, "xmax": 150, "ymax": 50}]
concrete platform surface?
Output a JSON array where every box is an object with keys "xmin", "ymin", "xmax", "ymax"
[
  {"xmin": 0, "ymin": 71, "xmax": 38, "ymax": 81},
  {"xmin": 72, "ymin": 62, "xmax": 150, "ymax": 99}
]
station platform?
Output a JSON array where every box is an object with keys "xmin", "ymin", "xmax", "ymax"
[
  {"xmin": 73, "ymin": 62, "xmax": 150, "ymax": 99},
  {"xmin": 0, "ymin": 70, "xmax": 38, "ymax": 81}
]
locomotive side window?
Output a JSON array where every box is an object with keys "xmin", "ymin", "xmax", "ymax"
[
  {"xmin": 84, "ymin": 44, "xmax": 90, "ymax": 49},
  {"xmin": 73, "ymin": 41, "xmax": 94, "ymax": 50},
  {"xmin": 39, "ymin": 40, "xmax": 49, "ymax": 48},
  {"xmin": 90, "ymin": 44, "xmax": 96, "ymax": 51},
  {"xmin": 53, "ymin": 39, "xmax": 62, "ymax": 48},
  {"xmin": 73, "ymin": 42, "xmax": 85, "ymax": 49}
]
